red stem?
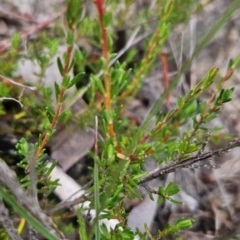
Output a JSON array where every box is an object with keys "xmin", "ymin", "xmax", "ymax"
[
  {"xmin": 161, "ymin": 52, "xmax": 170, "ymax": 105},
  {"xmin": 94, "ymin": 0, "xmax": 115, "ymax": 137}
]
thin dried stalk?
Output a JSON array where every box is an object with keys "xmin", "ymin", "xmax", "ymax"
[{"xmin": 140, "ymin": 138, "xmax": 240, "ymax": 184}]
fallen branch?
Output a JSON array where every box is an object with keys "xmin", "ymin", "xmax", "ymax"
[
  {"xmin": 0, "ymin": 7, "xmax": 66, "ymax": 54},
  {"xmin": 139, "ymin": 138, "xmax": 240, "ymax": 184}
]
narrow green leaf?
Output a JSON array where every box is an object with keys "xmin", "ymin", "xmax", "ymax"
[
  {"xmin": 149, "ymin": 192, "xmax": 154, "ymax": 201},
  {"xmin": 57, "ymin": 57, "xmax": 64, "ymax": 76},
  {"xmin": 201, "ymin": 67, "xmax": 218, "ymax": 89},
  {"xmin": 46, "ymin": 107, "xmax": 54, "ymax": 122},
  {"xmin": 112, "ymin": 184, "xmax": 123, "ymax": 198},
  {"xmin": 176, "ymin": 218, "xmax": 195, "ymax": 229},
  {"xmin": 168, "ymin": 197, "xmax": 183, "ymax": 205},
  {"xmin": 62, "ymin": 75, "xmax": 71, "ymax": 88},
  {"xmin": 67, "ymin": 31, "xmax": 74, "ymax": 46},
  {"xmin": 61, "ymin": 93, "xmax": 68, "ymax": 103},
  {"xmin": 49, "ymin": 39, "xmax": 58, "ymax": 56},
  {"xmin": 158, "ymin": 186, "xmax": 165, "ymax": 196},
  {"xmin": 11, "ymin": 33, "xmax": 21, "ymax": 50},
  {"xmin": 45, "ymin": 161, "xmax": 58, "ymax": 177},
  {"xmin": 157, "ymin": 196, "xmax": 164, "ymax": 204},
  {"xmin": 66, "ymin": 0, "xmax": 82, "ymax": 24},
  {"xmin": 54, "ymin": 81, "xmax": 60, "ymax": 101},
  {"xmin": 100, "ymin": 223, "xmax": 111, "ymax": 238},
  {"xmin": 103, "ymin": 109, "xmax": 113, "ymax": 124},
  {"xmin": 107, "ymin": 143, "xmax": 114, "ymax": 162},
  {"xmin": 103, "ymin": 12, "xmax": 112, "ymax": 26},
  {"xmin": 132, "ymin": 171, "xmax": 148, "ymax": 180},
  {"xmin": 127, "ymin": 176, "xmax": 138, "ymax": 188},
  {"xmin": 77, "ymin": 209, "xmax": 88, "ymax": 240},
  {"xmin": 95, "ymin": 79, "xmax": 106, "ymax": 95},
  {"xmin": 126, "ymin": 184, "xmax": 142, "ymax": 199},
  {"xmin": 232, "ymin": 55, "xmax": 240, "ymax": 68},
  {"xmin": 227, "ymin": 58, "xmax": 234, "ymax": 70},
  {"xmin": 0, "ymin": 188, "xmax": 60, "ymax": 240},
  {"xmin": 166, "ymin": 185, "xmax": 181, "ymax": 196},
  {"xmin": 58, "ymin": 111, "xmax": 67, "ymax": 122},
  {"xmin": 68, "ymin": 59, "xmax": 75, "ymax": 73},
  {"xmin": 177, "ymin": 96, "xmax": 183, "ymax": 108},
  {"xmin": 165, "ymin": 181, "xmax": 174, "ymax": 192},
  {"xmin": 67, "ymin": 72, "xmax": 85, "ymax": 89}
]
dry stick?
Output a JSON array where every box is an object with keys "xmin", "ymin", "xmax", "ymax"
[
  {"xmin": 0, "ymin": 8, "xmax": 38, "ymax": 23},
  {"xmin": 139, "ymin": 138, "xmax": 240, "ymax": 184},
  {"xmin": 0, "ymin": 97, "xmax": 23, "ymax": 108},
  {"xmin": 28, "ymin": 144, "xmax": 38, "ymax": 202},
  {"xmin": 0, "ymin": 75, "xmax": 37, "ymax": 90},
  {"xmin": 47, "ymin": 177, "xmax": 93, "ymax": 215},
  {"xmin": 0, "ymin": 158, "xmax": 66, "ymax": 239},
  {"xmin": 0, "ymin": 74, "xmax": 37, "ymax": 108},
  {"xmin": 0, "ymin": 75, "xmax": 36, "ymax": 108},
  {"xmin": 27, "ymin": 144, "xmax": 39, "ymax": 240},
  {"xmin": 109, "ymin": 27, "xmax": 140, "ymax": 69},
  {"xmin": 197, "ymin": 131, "xmax": 211, "ymax": 157},
  {"xmin": 47, "ymin": 196, "xmax": 89, "ymax": 215},
  {"xmin": 0, "ymin": 7, "xmax": 66, "ymax": 54}
]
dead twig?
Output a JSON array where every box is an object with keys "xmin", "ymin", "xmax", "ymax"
[
  {"xmin": 0, "ymin": 97, "xmax": 23, "ymax": 107},
  {"xmin": 0, "ymin": 6, "xmax": 66, "ymax": 54},
  {"xmin": 139, "ymin": 138, "xmax": 240, "ymax": 184},
  {"xmin": 0, "ymin": 8, "xmax": 38, "ymax": 24},
  {"xmin": 0, "ymin": 74, "xmax": 37, "ymax": 90},
  {"xmin": 47, "ymin": 195, "xmax": 91, "ymax": 215}
]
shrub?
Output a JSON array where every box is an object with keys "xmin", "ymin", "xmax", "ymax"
[{"xmin": 0, "ymin": 0, "xmax": 240, "ymax": 239}]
